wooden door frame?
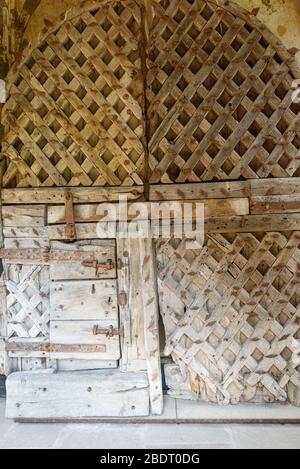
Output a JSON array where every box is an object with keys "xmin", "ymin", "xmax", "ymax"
[{"xmin": 117, "ymin": 232, "xmax": 163, "ymax": 415}]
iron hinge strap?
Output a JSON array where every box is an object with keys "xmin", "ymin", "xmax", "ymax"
[
  {"xmin": 0, "ymin": 248, "xmax": 114, "ymax": 269},
  {"xmin": 92, "ymin": 325, "xmax": 124, "ymax": 337},
  {"xmin": 64, "ymin": 191, "xmax": 77, "ymax": 241}
]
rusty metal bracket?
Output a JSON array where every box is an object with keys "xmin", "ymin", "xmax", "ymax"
[
  {"xmin": 64, "ymin": 191, "xmax": 77, "ymax": 241},
  {"xmin": 92, "ymin": 324, "xmax": 124, "ymax": 337},
  {"xmin": 0, "ymin": 248, "xmax": 114, "ymax": 269},
  {"xmin": 81, "ymin": 259, "xmax": 113, "ymax": 274},
  {"xmin": 0, "ymin": 248, "xmax": 51, "ymax": 262},
  {"xmin": 5, "ymin": 341, "xmax": 106, "ymax": 353}
]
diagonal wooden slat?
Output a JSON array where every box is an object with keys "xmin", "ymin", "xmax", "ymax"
[
  {"xmin": 6, "ymin": 265, "xmax": 50, "ymax": 339},
  {"xmin": 2, "ymin": 0, "xmax": 300, "ymax": 187},
  {"xmin": 147, "ymin": 0, "xmax": 300, "ymax": 184},
  {"xmin": 156, "ymin": 231, "xmax": 300, "ymax": 404},
  {"xmin": 2, "ymin": 0, "xmax": 145, "ymax": 187}
]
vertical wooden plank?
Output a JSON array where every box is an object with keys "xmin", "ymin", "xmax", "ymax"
[
  {"xmin": 117, "ymin": 237, "xmax": 147, "ymax": 372},
  {"xmin": 139, "ymin": 229, "xmax": 163, "ymax": 415},
  {"xmin": 117, "ymin": 237, "xmax": 130, "ymax": 371},
  {"xmin": 0, "ymin": 156, "xmax": 9, "ymax": 376},
  {"xmin": 0, "ymin": 277, "xmax": 7, "ymax": 375}
]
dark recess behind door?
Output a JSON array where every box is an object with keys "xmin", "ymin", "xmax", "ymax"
[{"xmin": 0, "ymin": 375, "xmax": 6, "ymax": 398}]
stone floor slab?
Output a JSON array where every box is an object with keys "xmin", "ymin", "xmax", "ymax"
[
  {"xmin": 1, "ymin": 398, "xmax": 300, "ymax": 449},
  {"xmin": 175, "ymin": 399, "xmax": 300, "ymax": 421}
]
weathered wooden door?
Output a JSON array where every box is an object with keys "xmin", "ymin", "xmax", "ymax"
[
  {"xmin": 1, "ymin": 0, "xmax": 300, "ymax": 415},
  {"xmin": 49, "ymin": 240, "xmax": 121, "ymax": 369}
]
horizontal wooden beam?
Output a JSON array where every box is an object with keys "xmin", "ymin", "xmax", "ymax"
[
  {"xmin": 3, "ymin": 226, "xmax": 48, "ymax": 238},
  {"xmin": 0, "ymin": 247, "xmax": 115, "ymax": 264},
  {"xmin": 48, "ymin": 214, "xmax": 300, "ymax": 239},
  {"xmin": 2, "ymin": 205, "xmax": 46, "ymax": 227},
  {"xmin": 203, "ymin": 214, "xmax": 300, "ymax": 233},
  {"xmin": 149, "ymin": 178, "xmax": 300, "ymax": 201},
  {"xmin": 1, "ymin": 186, "xmax": 145, "ymax": 204},
  {"xmin": 250, "ymin": 195, "xmax": 300, "ymax": 214},
  {"xmin": 6, "ymin": 370, "xmax": 150, "ymax": 419},
  {"xmin": 47, "ymin": 198, "xmax": 249, "ymax": 224},
  {"xmin": 6, "ymin": 341, "xmax": 107, "ymax": 355},
  {"xmin": 2, "ymin": 178, "xmax": 300, "ymax": 205}
]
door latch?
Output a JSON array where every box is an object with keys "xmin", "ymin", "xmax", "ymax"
[
  {"xmin": 92, "ymin": 324, "xmax": 124, "ymax": 337},
  {"xmin": 82, "ymin": 259, "xmax": 114, "ymax": 274}
]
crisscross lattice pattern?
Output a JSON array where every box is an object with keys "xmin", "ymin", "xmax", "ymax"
[
  {"xmin": 148, "ymin": 0, "xmax": 300, "ymax": 183},
  {"xmin": 6, "ymin": 265, "xmax": 50, "ymax": 338},
  {"xmin": 156, "ymin": 232, "xmax": 300, "ymax": 404},
  {"xmin": 2, "ymin": 0, "xmax": 300, "ymax": 187},
  {"xmin": 2, "ymin": 1, "xmax": 145, "ymax": 187}
]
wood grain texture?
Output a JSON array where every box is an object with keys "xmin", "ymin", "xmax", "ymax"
[
  {"xmin": 250, "ymin": 195, "xmax": 300, "ymax": 214},
  {"xmin": 6, "ymin": 370, "xmax": 150, "ymax": 418},
  {"xmin": 3, "ymin": 226, "xmax": 48, "ymax": 239},
  {"xmin": 56, "ymin": 359, "xmax": 118, "ymax": 371},
  {"xmin": 147, "ymin": 0, "xmax": 300, "ymax": 184},
  {"xmin": 48, "ymin": 214, "xmax": 300, "ymax": 240},
  {"xmin": 2, "ymin": 0, "xmax": 300, "ymax": 188},
  {"xmin": 2, "ymin": 186, "xmax": 144, "ymax": 204},
  {"xmin": 2, "ymin": 205, "xmax": 45, "ymax": 227},
  {"xmin": 50, "ymin": 280, "xmax": 118, "ymax": 321},
  {"xmin": 4, "ymin": 238, "xmax": 49, "ymax": 249},
  {"xmin": 149, "ymin": 178, "xmax": 300, "ymax": 201},
  {"xmin": 50, "ymin": 320, "xmax": 120, "ymax": 360},
  {"xmin": 50, "ymin": 240, "xmax": 116, "ymax": 280},
  {"xmin": 139, "ymin": 231, "xmax": 163, "ymax": 415},
  {"xmin": 47, "ymin": 198, "xmax": 249, "ymax": 224},
  {"xmin": 3, "ymin": 177, "xmax": 300, "ymax": 204},
  {"xmin": 156, "ymin": 232, "xmax": 300, "ymax": 405},
  {"xmin": 2, "ymin": 1, "xmax": 145, "ymax": 188},
  {"xmin": 117, "ymin": 238, "xmax": 147, "ymax": 372},
  {"xmin": 5, "ymin": 264, "xmax": 50, "ymax": 339}
]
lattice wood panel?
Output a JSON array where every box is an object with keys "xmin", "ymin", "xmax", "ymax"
[
  {"xmin": 2, "ymin": 0, "xmax": 300, "ymax": 188},
  {"xmin": 2, "ymin": 0, "xmax": 145, "ymax": 187},
  {"xmin": 147, "ymin": 0, "xmax": 300, "ymax": 183},
  {"xmin": 156, "ymin": 232, "xmax": 300, "ymax": 404},
  {"xmin": 6, "ymin": 264, "xmax": 50, "ymax": 338}
]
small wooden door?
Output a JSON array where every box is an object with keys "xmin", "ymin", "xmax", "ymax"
[{"xmin": 49, "ymin": 240, "xmax": 121, "ymax": 370}]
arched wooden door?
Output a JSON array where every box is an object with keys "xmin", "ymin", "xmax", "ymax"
[
  {"xmin": 2, "ymin": 0, "xmax": 300, "ymax": 188},
  {"xmin": 150, "ymin": 0, "xmax": 300, "ymax": 405},
  {"xmin": 1, "ymin": 0, "xmax": 300, "ymax": 407}
]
